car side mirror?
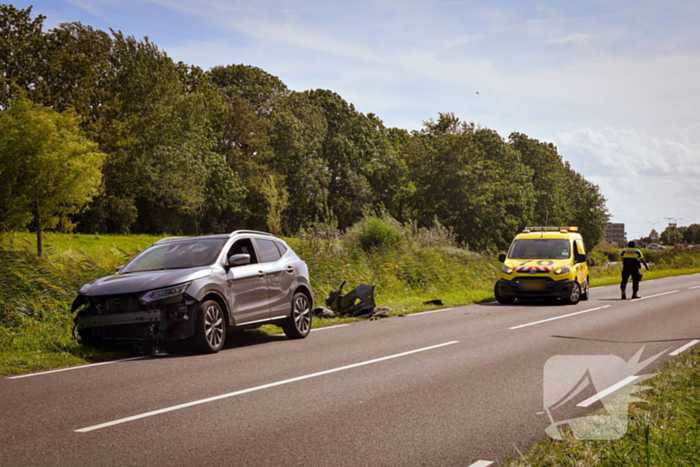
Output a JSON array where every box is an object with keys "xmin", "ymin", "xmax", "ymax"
[
  {"xmin": 228, "ymin": 253, "xmax": 251, "ymax": 267},
  {"xmin": 116, "ymin": 265, "xmax": 124, "ymax": 273},
  {"xmin": 577, "ymin": 253, "xmax": 587, "ymax": 263},
  {"xmin": 498, "ymin": 253, "xmax": 506, "ymax": 263}
]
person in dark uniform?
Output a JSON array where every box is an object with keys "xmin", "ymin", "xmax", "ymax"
[{"xmin": 621, "ymin": 241, "xmax": 649, "ymax": 299}]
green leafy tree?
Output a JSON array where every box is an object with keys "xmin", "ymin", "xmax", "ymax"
[
  {"xmin": 683, "ymin": 224, "xmax": 700, "ymax": 244},
  {"xmin": 0, "ymin": 97, "xmax": 104, "ymax": 256},
  {"xmin": 0, "ymin": 5, "xmax": 46, "ymax": 109},
  {"xmin": 260, "ymin": 174, "xmax": 289, "ymax": 235}
]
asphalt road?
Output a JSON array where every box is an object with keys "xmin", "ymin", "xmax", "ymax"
[{"xmin": 2, "ymin": 274, "xmax": 700, "ymax": 466}]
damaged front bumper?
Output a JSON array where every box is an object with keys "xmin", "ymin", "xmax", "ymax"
[{"xmin": 72, "ymin": 292, "xmax": 199, "ymax": 344}]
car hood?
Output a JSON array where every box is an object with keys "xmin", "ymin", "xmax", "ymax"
[
  {"xmin": 504, "ymin": 259, "xmax": 571, "ymax": 271},
  {"xmin": 79, "ymin": 267, "xmax": 213, "ymax": 296}
]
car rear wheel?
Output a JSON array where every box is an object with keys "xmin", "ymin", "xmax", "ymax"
[
  {"xmin": 567, "ymin": 282, "xmax": 581, "ymax": 305},
  {"xmin": 283, "ymin": 293, "xmax": 312, "ymax": 339},
  {"xmin": 580, "ymin": 277, "xmax": 589, "ymax": 301},
  {"xmin": 193, "ymin": 300, "xmax": 226, "ymax": 353},
  {"xmin": 494, "ymin": 283, "xmax": 515, "ymax": 304}
]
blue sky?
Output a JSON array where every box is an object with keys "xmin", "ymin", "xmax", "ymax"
[{"xmin": 14, "ymin": 0, "xmax": 700, "ymax": 240}]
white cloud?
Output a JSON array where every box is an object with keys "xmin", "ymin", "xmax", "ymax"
[
  {"xmin": 556, "ymin": 126, "xmax": 700, "ymax": 238},
  {"xmin": 547, "ymin": 33, "xmax": 593, "ymax": 46}
]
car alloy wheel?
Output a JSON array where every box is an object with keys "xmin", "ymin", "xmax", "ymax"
[
  {"xmin": 205, "ymin": 304, "xmax": 224, "ymax": 348},
  {"xmin": 567, "ymin": 282, "xmax": 581, "ymax": 304},
  {"xmin": 284, "ymin": 292, "xmax": 312, "ymax": 339},
  {"xmin": 193, "ymin": 300, "xmax": 226, "ymax": 353}
]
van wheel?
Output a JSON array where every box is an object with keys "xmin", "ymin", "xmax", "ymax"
[
  {"xmin": 567, "ymin": 282, "xmax": 581, "ymax": 305},
  {"xmin": 580, "ymin": 277, "xmax": 589, "ymax": 301},
  {"xmin": 283, "ymin": 293, "xmax": 312, "ymax": 339},
  {"xmin": 192, "ymin": 300, "xmax": 226, "ymax": 353},
  {"xmin": 494, "ymin": 283, "xmax": 515, "ymax": 304}
]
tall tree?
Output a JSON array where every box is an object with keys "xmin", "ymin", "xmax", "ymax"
[{"xmin": 0, "ymin": 97, "xmax": 104, "ymax": 256}]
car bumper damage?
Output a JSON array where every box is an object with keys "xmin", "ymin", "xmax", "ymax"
[{"xmin": 71, "ymin": 292, "xmax": 199, "ymax": 344}]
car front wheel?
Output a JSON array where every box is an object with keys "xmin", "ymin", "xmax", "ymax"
[
  {"xmin": 494, "ymin": 283, "xmax": 515, "ymax": 304},
  {"xmin": 567, "ymin": 282, "xmax": 581, "ymax": 305},
  {"xmin": 283, "ymin": 293, "xmax": 312, "ymax": 339},
  {"xmin": 192, "ymin": 300, "xmax": 226, "ymax": 353},
  {"xmin": 580, "ymin": 277, "xmax": 589, "ymax": 301}
]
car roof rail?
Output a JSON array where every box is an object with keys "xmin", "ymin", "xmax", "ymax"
[
  {"xmin": 154, "ymin": 236, "xmax": 189, "ymax": 245},
  {"xmin": 230, "ymin": 230, "xmax": 275, "ymax": 237}
]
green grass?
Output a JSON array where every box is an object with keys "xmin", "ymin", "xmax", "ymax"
[{"xmin": 505, "ymin": 346, "xmax": 700, "ymax": 466}]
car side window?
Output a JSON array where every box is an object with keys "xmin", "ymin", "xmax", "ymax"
[
  {"xmin": 255, "ymin": 239, "xmax": 282, "ymax": 263},
  {"xmin": 227, "ymin": 238, "xmax": 258, "ymax": 264},
  {"xmin": 275, "ymin": 242, "xmax": 288, "ymax": 256}
]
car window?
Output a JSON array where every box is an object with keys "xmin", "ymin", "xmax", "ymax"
[
  {"xmin": 255, "ymin": 239, "xmax": 282, "ymax": 263},
  {"xmin": 275, "ymin": 242, "xmax": 288, "ymax": 256},
  {"xmin": 227, "ymin": 238, "xmax": 258, "ymax": 264}
]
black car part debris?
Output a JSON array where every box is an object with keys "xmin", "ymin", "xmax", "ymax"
[
  {"xmin": 423, "ymin": 299, "xmax": 444, "ymax": 306},
  {"xmin": 326, "ymin": 281, "xmax": 377, "ymax": 317}
]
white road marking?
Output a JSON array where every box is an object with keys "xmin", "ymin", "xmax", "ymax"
[
  {"xmin": 636, "ymin": 290, "xmax": 678, "ymax": 300},
  {"xmin": 670, "ymin": 340, "xmax": 700, "ymax": 356},
  {"xmin": 6, "ymin": 356, "xmax": 146, "ymax": 380},
  {"xmin": 468, "ymin": 461, "xmax": 494, "ymax": 467},
  {"xmin": 311, "ymin": 324, "xmax": 351, "ymax": 332},
  {"xmin": 75, "ymin": 341, "xmax": 460, "ymax": 433},
  {"xmin": 407, "ymin": 308, "xmax": 454, "ymax": 316},
  {"xmin": 577, "ymin": 375, "xmax": 638, "ymax": 408},
  {"xmin": 689, "ymin": 285, "xmax": 700, "ymax": 290},
  {"xmin": 509, "ymin": 305, "xmax": 612, "ymax": 330}
]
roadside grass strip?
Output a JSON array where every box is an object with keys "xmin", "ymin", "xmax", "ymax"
[
  {"xmin": 505, "ymin": 346, "xmax": 700, "ymax": 466},
  {"xmin": 509, "ymin": 305, "xmax": 612, "ymax": 330},
  {"xmin": 75, "ymin": 341, "xmax": 459, "ymax": 433},
  {"xmin": 6, "ymin": 356, "xmax": 146, "ymax": 380},
  {"xmin": 670, "ymin": 340, "xmax": 700, "ymax": 356}
]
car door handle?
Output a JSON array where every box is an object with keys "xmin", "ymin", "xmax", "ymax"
[{"xmin": 258, "ymin": 270, "xmax": 265, "ymax": 277}]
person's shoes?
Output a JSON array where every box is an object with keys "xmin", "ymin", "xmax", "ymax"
[
  {"xmin": 632, "ymin": 294, "xmax": 640, "ymax": 299},
  {"xmin": 621, "ymin": 291, "xmax": 626, "ymax": 300}
]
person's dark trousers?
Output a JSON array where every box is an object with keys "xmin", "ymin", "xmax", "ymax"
[{"xmin": 621, "ymin": 270, "xmax": 641, "ymax": 294}]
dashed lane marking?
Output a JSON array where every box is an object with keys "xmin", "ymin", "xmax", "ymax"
[
  {"xmin": 509, "ymin": 305, "xmax": 612, "ymax": 330},
  {"xmin": 670, "ymin": 340, "xmax": 700, "ymax": 356},
  {"xmin": 75, "ymin": 341, "xmax": 459, "ymax": 433}
]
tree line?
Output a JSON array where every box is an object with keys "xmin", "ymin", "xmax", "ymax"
[{"xmin": 0, "ymin": 4, "xmax": 609, "ymax": 254}]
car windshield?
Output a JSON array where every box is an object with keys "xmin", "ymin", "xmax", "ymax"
[
  {"xmin": 508, "ymin": 239, "xmax": 571, "ymax": 259},
  {"xmin": 122, "ymin": 238, "xmax": 227, "ymax": 273}
]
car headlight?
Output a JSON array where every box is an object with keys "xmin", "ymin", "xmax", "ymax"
[
  {"xmin": 501, "ymin": 265, "xmax": 513, "ymax": 274},
  {"xmin": 140, "ymin": 282, "xmax": 191, "ymax": 304},
  {"xmin": 553, "ymin": 266, "xmax": 570, "ymax": 275}
]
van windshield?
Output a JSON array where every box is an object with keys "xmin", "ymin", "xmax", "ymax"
[{"xmin": 508, "ymin": 239, "xmax": 571, "ymax": 260}]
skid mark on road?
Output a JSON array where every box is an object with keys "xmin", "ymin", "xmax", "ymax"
[
  {"xmin": 75, "ymin": 340, "xmax": 459, "ymax": 433},
  {"xmin": 509, "ymin": 305, "xmax": 612, "ymax": 330}
]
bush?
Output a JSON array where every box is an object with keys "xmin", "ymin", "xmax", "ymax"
[{"xmin": 346, "ymin": 214, "xmax": 405, "ymax": 251}]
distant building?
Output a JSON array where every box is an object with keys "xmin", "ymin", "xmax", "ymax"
[{"xmin": 605, "ymin": 222, "xmax": 626, "ymax": 246}]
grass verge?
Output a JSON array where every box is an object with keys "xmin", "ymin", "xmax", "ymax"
[{"xmin": 505, "ymin": 346, "xmax": 700, "ymax": 466}]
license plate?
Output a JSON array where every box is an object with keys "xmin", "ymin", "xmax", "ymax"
[{"xmin": 520, "ymin": 280, "xmax": 546, "ymax": 291}]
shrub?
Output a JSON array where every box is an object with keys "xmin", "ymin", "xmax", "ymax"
[{"xmin": 349, "ymin": 215, "xmax": 404, "ymax": 251}]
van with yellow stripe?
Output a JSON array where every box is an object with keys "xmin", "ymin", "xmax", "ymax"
[{"xmin": 495, "ymin": 226, "xmax": 589, "ymax": 305}]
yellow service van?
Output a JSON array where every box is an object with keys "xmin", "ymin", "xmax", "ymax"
[{"xmin": 495, "ymin": 226, "xmax": 589, "ymax": 304}]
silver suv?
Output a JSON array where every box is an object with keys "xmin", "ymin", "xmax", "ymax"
[{"xmin": 72, "ymin": 231, "xmax": 314, "ymax": 353}]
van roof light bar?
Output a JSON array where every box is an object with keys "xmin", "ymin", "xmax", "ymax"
[{"xmin": 524, "ymin": 226, "xmax": 578, "ymax": 233}]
